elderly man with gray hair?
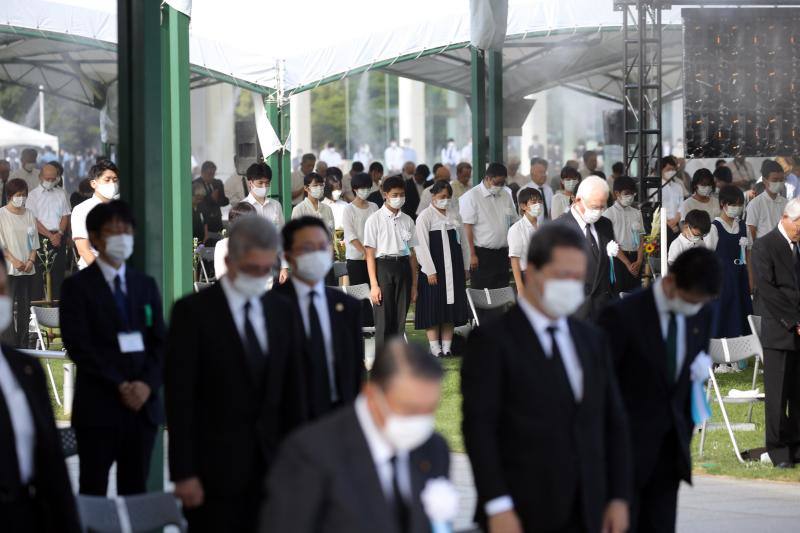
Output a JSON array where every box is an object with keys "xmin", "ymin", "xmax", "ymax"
[
  {"xmin": 558, "ymin": 175, "xmax": 617, "ymax": 320},
  {"xmin": 165, "ymin": 215, "xmax": 307, "ymax": 532},
  {"xmin": 751, "ymin": 197, "xmax": 800, "ymax": 468}
]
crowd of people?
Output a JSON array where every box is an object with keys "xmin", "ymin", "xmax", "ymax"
[{"xmin": 2, "ymin": 142, "xmax": 800, "ymax": 533}]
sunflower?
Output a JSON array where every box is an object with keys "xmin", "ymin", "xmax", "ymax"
[{"xmin": 644, "ymin": 242, "xmax": 656, "ymax": 254}]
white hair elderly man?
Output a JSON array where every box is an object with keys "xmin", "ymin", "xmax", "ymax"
[
  {"xmin": 557, "ymin": 175, "xmax": 617, "ymax": 320},
  {"xmin": 751, "ymin": 197, "xmax": 800, "ymax": 468}
]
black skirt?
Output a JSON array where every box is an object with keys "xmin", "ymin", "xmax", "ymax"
[{"xmin": 415, "ymin": 228, "xmax": 469, "ymax": 329}]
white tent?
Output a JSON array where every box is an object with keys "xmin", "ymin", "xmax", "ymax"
[{"xmin": 0, "ymin": 115, "xmax": 58, "ymax": 151}]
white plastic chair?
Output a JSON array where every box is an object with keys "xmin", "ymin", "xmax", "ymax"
[
  {"xmin": 698, "ymin": 331, "xmax": 765, "ymax": 463},
  {"xmin": 465, "ymin": 287, "xmax": 516, "ymax": 327},
  {"xmin": 341, "ymin": 283, "xmax": 375, "ymax": 335},
  {"xmin": 198, "ymin": 246, "xmax": 217, "ymax": 283},
  {"xmin": 193, "ymin": 281, "xmax": 213, "ymax": 293},
  {"xmin": 30, "ymin": 306, "xmax": 62, "ymax": 407}
]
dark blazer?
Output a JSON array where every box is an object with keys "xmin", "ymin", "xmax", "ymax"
[
  {"xmin": 462, "ymin": 305, "xmax": 631, "ymax": 532},
  {"xmin": 751, "ymin": 227, "xmax": 800, "ymax": 351},
  {"xmin": 272, "ymin": 280, "xmax": 365, "ymax": 418},
  {"xmin": 557, "ymin": 213, "xmax": 616, "ymax": 320},
  {"xmin": 193, "ymin": 177, "xmax": 229, "ymax": 233},
  {"xmin": 598, "ymin": 286, "xmax": 712, "ymax": 486},
  {"xmin": 165, "ymin": 284, "xmax": 307, "ymax": 497},
  {"xmin": 0, "ymin": 346, "xmax": 81, "ymax": 533},
  {"xmin": 402, "ymin": 178, "xmax": 426, "ymax": 219},
  {"xmin": 367, "ymin": 190, "xmax": 384, "ymax": 208},
  {"xmin": 259, "ymin": 405, "xmax": 450, "ymax": 533},
  {"xmin": 60, "ymin": 262, "xmax": 165, "ymax": 428}
]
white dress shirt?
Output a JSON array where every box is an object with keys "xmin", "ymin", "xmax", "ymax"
[
  {"xmin": 71, "ymin": 195, "xmax": 103, "ymax": 269},
  {"xmin": 363, "ymin": 205, "xmax": 418, "ymax": 257},
  {"xmin": 507, "ymin": 215, "xmax": 537, "ymax": 270},
  {"xmin": 291, "ymin": 197, "xmax": 335, "ymax": 234},
  {"xmin": 667, "ymin": 233, "xmax": 707, "ymax": 266},
  {"xmin": 322, "ymin": 198, "xmax": 348, "ymax": 230},
  {"xmin": 550, "ymin": 191, "xmax": 572, "ymax": 220},
  {"xmin": 414, "ymin": 205, "xmax": 468, "ymax": 305},
  {"xmin": 518, "ymin": 182, "xmax": 554, "ymax": 221},
  {"xmin": 659, "ymin": 180, "xmax": 686, "ymax": 220},
  {"xmin": 353, "ymin": 395, "xmax": 411, "ymax": 501},
  {"xmin": 746, "ymin": 191, "xmax": 788, "ymax": 239},
  {"xmin": 244, "ymin": 194, "xmax": 285, "ymax": 228},
  {"xmin": 459, "ymin": 182, "xmax": 517, "ymax": 249},
  {"xmin": 0, "ymin": 347, "xmax": 36, "ymax": 484},
  {"xmin": 679, "ymin": 195, "xmax": 721, "ymax": 222},
  {"xmin": 291, "ymin": 278, "xmax": 338, "ymax": 402},
  {"xmin": 603, "ymin": 202, "xmax": 644, "ymax": 252},
  {"xmin": 214, "ymin": 237, "xmax": 230, "ymax": 278},
  {"xmin": 570, "ymin": 206, "xmax": 600, "ymax": 245},
  {"xmin": 26, "ymin": 185, "xmax": 71, "ymax": 231},
  {"xmin": 343, "ymin": 201, "xmax": 379, "ymax": 260},
  {"xmin": 219, "ymin": 276, "xmax": 268, "ymax": 355},
  {"xmin": 651, "ymin": 279, "xmax": 687, "ymax": 380}
]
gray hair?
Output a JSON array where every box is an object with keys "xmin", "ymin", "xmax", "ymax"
[
  {"xmin": 784, "ymin": 197, "xmax": 800, "ymax": 220},
  {"xmin": 576, "ymin": 175, "xmax": 609, "ymax": 199},
  {"xmin": 228, "ymin": 216, "xmax": 279, "ymax": 260}
]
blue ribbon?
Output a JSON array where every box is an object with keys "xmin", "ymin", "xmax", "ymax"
[
  {"xmin": 609, "ymin": 256, "xmax": 616, "ymax": 285},
  {"xmin": 739, "ymin": 245, "xmax": 746, "ymax": 265},
  {"xmin": 431, "ymin": 522, "xmax": 452, "ymax": 533},
  {"xmin": 691, "ymin": 381, "xmax": 712, "ymax": 425}
]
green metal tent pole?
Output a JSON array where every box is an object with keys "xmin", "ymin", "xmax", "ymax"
[
  {"xmin": 470, "ymin": 47, "xmax": 486, "ymax": 186},
  {"xmin": 264, "ymin": 95, "xmax": 281, "ymax": 203},
  {"xmin": 487, "ymin": 49, "xmax": 504, "ymax": 164},
  {"xmin": 280, "ymin": 104, "xmax": 292, "ymax": 221}
]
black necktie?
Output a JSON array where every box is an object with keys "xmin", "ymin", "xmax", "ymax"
[
  {"xmin": 390, "ymin": 455, "xmax": 410, "ymax": 533},
  {"xmin": 546, "ymin": 325, "xmax": 575, "ymax": 401},
  {"xmin": 585, "ymin": 224, "xmax": 599, "ymax": 258},
  {"xmin": 308, "ymin": 291, "xmax": 332, "ymax": 408},
  {"xmin": 539, "ymin": 187, "xmax": 548, "ymax": 218},
  {"xmin": 793, "ymin": 244, "xmax": 800, "ymax": 285},
  {"xmin": 113, "ymin": 275, "xmax": 129, "ymax": 328},
  {"xmin": 243, "ymin": 301, "xmax": 266, "ymax": 378},
  {"xmin": 666, "ymin": 312, "xmax": 677, "ymax": 383}
]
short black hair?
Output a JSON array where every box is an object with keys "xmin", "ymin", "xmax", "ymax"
[
  {"xmin": 613, "ymin": 175, "xmax": 636, "ymax": 193},
  {"xmin": 246, "ymin": 162, "xmax": 272, "ymax": 181},
  {"xmin": 527, "ymin": 222, "xmax": 587, "ymax": 268},
  {"xmin": 351, "ymin": 161, "xmax": 364, "ymax": 173},
  {"xmin": 593, "ymin": 170, "xmax": 607, "ymax": 180},
  {"xmin": 381, "ymin": 175, "xmax": 405, "ymax": 193},
  {"xmin": 89, "ymin": 159, "xmax": 118, "ymax": 181},
  {"xmin": 691, "ymin": 168, "xmax": 714, "ymax": 192},
  {"xmin": 369, "ymin": 161, "xmax": 384, "ymax": 174},
  {"xmin": 415, "ymin": 164, "xmax": 430, "ymax": 179},
  {"xmin": 530, "ymin": 157, "xmax": 548, "ymax": 169},
  {"xmin": 432, "ymin": 163, "xmax": 443, "ymax": 175},
  {"xmin": 761, "ymin": 159, "xmax": 783, "ymax": 177},
  {"xmin": 717, "ymin": 184, "xmax": 744, "ymax": 207},
  {"xmin": 684, "ymin": 209, "xmax": 711, "ymax": 234},
  {"xmin": 485, "ymin": 162, "xmax": 507, "ymax": 179},
  {"xmin": 661, "ymin": 155, "xmax": 678, "ymax": 169},
  {"xmin": 582, "ymin": 150, "xmax": 597, "ymax": 163},
  {"xmin": 326, "ymin": 166, "xmax": 343, "ymax": 179},
  {"xmin": 86, "ymin": 200, "xmax": 136, "ymax": 235},
  {"xmin": 370, "ymin": 339, "xmax": 443, "ymax": 389},
  {"xmin": 670, "ymin": 247, "xmax": 721, "ymax": 297},
  {"xmin": 201, "ymin": 161, "xmax": 217, "ymax": 173},
  {"xmin": 560, "ymin": 165, "xmax": 581, "ymax": 181},
  {"xmin": 713, "ymin": 165, "xmax": 733, "ymax": 184},
  {"xmin": 612, "ymin": 161, "xmax": 625, "ymax": 175},
  {"xmin": 229, "ymin": 201, "xmax": 256, "ymax": 223},
  {"xmin": 715, "ymin": 159, "xmax": 727, "ymax": 168},
  {"xmin": 429, "ymin": 181, "xmax": 452, "ymax": 197},
  {"xmin": 351, "ymin": 172, "xmax": 372, "ymax": 190},
  {"xmin": 303, "ymin": 172, "xmax": 325, "ymax": 187},
  {"xmin": 281, "ymin": 216, "xmax": 331, "ymax": 252},
  {"xmin": 518, "ymin": 187, "xmax": 542, "ymax": 206}
]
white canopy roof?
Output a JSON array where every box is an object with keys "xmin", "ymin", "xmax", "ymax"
[{"xmin": 0, "ymin": 115, "xmax": 58, "ymax": 151}]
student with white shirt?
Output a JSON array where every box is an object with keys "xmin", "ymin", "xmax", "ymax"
[
  {"xmin": 321, "ymin": 171, "xmax": 348, "ymax": 231},
  {"xmin": 660, "ymin": 156, "xmax": 686, "ymax": 248},
  {"xmin": 603, "ymin": 176, "xmax": 645, "ymax": 292},
  {"xmin": 363, "ymin": 176, "xmax": 419, "ymax": 350},
  {"xmin": 667, "ymin": 209, "xmax": 710, "ymax": 266},
  {"xmin": 517, "ymin": 157, "xmax": 553, "ymax": 221},
  {"xmin": 242, "ymin": 162, "xmax": 289, "ymax": 284},
  {"xmin": 416, "ymin": 165, "xmax": 451, "ymax": 216},
  {"xmin": 71, "ymin": 159, "xmax": 120, "ymax": 269},
  {"xmin": 551, "ymin": 165, "xmax": 580, "ymax": 220},
  {"xmin": 343, "ymin": 173, "xmax": 380, "ymax": 287},
  {"xmin": 460, "ymin": 162, "xmax": 517, "ymax": 290},
  {"xmin": 746, "ymin": 160, "xmax": 788, "ymax": 240},
  {"xmin": 414, "ymin": 181, "xmax": 470, "ymax": 357},
  {"xmin": 213, "ymin": 201, "xmax": 256, "ymax": 279},
  {"xmin": 508, "ymin": 188, "xmax": 542, "ymax": 294},
  {"xmin": 679, "ymin": 168, "xmax": 721, "ymax": 224},
  {"xmin": 292, "ymin": 172, "xmax": 335, "ymax": 235}
]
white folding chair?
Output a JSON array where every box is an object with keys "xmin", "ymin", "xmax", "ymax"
[
  {"xmin": 341, "ymin": 283, "xmax": 376, "ymax": 367},
  {"xmin": 746, "ymin": 315, "xmax": 764, "ymax": 421},
  {"xmin": 193, "ymin": 281, "xmax": 213, "ymax": 293},
  {"xmin": 198, "ymin": 246, "xmax": 217, "ymax": 283},
  {"xmin": 465, "ymin": 287, "xmax": 516, "ymax": 327},
  {"xmin": 30, "ymin": 306, "xmax": 62, "ymax": 407},
  {"xmin": 698, "ymin": 332, "xmax": 765, "ymax": 463}
]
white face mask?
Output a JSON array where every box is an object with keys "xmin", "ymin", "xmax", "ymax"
[
  {"xmin": 309, "ymin": 185, "xmax": 325, "ymax": 199},
  {"xmin": 96, "ymin": 181, "xmax": 119, "ymax": 200},
  {"xmin": 378, "ymin": 393, "xmax": 435, "ymax": 452},
  {"xmin": 541, "ymin": 278, "xmax": 585, "ymax": 318},
  {"xmin": 667, "ymin": 293, "xmax": 703, "ymax": 316},
  {"xmin": 527, "ymin": 203, "xmax": 543, "ymax": 218},
  {"xmin": 725, "ymin": 205, "xmax": 743, "ymax": 218},
  {"xmin": 104, "ymin": 234, "xmax": 134, "ymax": 262},
  {"xmin": 619, "ymin": 194, "xmax": 635, "ymax": 207},
  {"xmin": 663, "ymin": 169, "xmax": 677, "ymax": 182},
  {"xmin": 356, "ymin": 189, "xmax": 371, "ymax": 200},
  {"xmin": 433, "ymin": 198, "xmax": 449, "ymax": 210},
  {"xmin": 294, "ymin": 250, "xmax": 332, "ymax": 282},
  {"xmin": 489, "ymin": 185, "xmax": 503, "ymax": 196},
  {"xmin": 685, "ymin": 232, "xmax": 702, "ymax": 243},
  {"xmin": 697, "ymin": 185, "xmax": 712, "ymax": 197},
  {"xmin": 41, "ymin": 179, "xmax": 56, "ymax": 190},
  {"xmin": 23, "ymin": 162, "xmax": 35, "ymax": 172},
  {"xmin": 563, "ymin": 179, "xmax": 578, "ymax": 192},
  {"xmin": 251, "ymin": 186, "xmax": 268, "ymax": 198},
  {"xmin": 767, "ymin": 181, "xmax": 784, "ymax": 194},
  {"xmin": 581, "ymin": 206, "xmax": 603, "ymax": 224},
  {"xmin": 10, "ymin": 196, "xmax": 26, "ymax": 208},
  {"xmin": 388, "ymin": 197, "xmax": 405, "ymax": 209},
  {"xmin": 331, "ymin": 190, "xmax": 342, "ymax": 201},
  {"xmin": 232, "ymin": 271, "xmax": 270, "ymax": 297},
  {"xmin": 0, "ymin": 295, "xmax": 11, "ymax": 332}
]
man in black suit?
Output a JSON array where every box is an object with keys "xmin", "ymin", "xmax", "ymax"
[
  {"xmin": 402, "ymin": 164, "xmax": 430, "ymax": 220},
  {"xmin": 274, "ymin": 216, "xmax": 365, "ymax": 419},
  {"xmin": 462, "ymin": 223, "xmax": 631, "ymax": 533},
  {"xmin": 0, "ymin": 252, "xmax": 81, "ymax": 532},
  {"xmin": 259, "ymin": 339, "xmax": 450, "ymax": 533},
  {"xmin": 366, "ymin": 161, "xmax": 386, "ymax": 208},
  {"xmin": 192, "ymin": 160, "xmax": 229, "ymax": 234},
  {"xmin": 751, "ymin": 199, "xmax": 800, "ymax": 468},
  {"xmin": 60, "ymin": 200, "xmax": 165, "ymax": 496},
  {"xmin": 598, "ymin": 247, "xmax": 720, "ymax": 532},
  {"xmin": 558, "ymin": 175, "xmax": 617, "ymax": 321},
  {"xmin": 166, "ymin": 215, "xmax": 307, "ymax": 533}
]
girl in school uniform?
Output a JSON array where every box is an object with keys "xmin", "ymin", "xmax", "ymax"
[
  {"xmin": 550, "ymin": 165, "xmax": 581, "ymax": 219},
  {"xmin": 508, "ymin": 187, "xmax": 543, "ymax": 294},
  {"xmin": 414, "ymin": 181, "xmax": 470, "ymax": 357}
]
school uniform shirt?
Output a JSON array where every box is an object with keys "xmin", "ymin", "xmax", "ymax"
[
  {"xmin": 507, "ymin": 215, "xmax": 538, "ymax": 270},
  {"xmin": 27, "ymin": 185, "xmax": 71, "ymax": 232},
  {"xmin": 322, "ymin": 198, "xmax": 348, "ymax": 230},
  {"xmin": 342, "ymin": 201, "xmax": 379, "ymax": 260},
  {"xmin": 363, "ymin": 205, "xmax": 418, "ymax": 257},
  {"xmin": 518, "ymin": 182, "xmax": 554, "ymax": 220},
  {"xmin": 549, "ymin": 191, "xmax": 572, "ymax": 220},
  {"xmin": 292, "ymin": 197, "xmax": 335, "ymax": 234},
  {"xmin": 414, "ymin": 205, "xmax": 469, "ymax": 305},
  {"xmin": 746, "ymin": 191, "xmax": 788, "ymax": 239},
  {"xmin": 659, "ymin": 180, "xmax": 685, "ymax": 221},
  {"xmin": 603, "ymin": 202, "xmax": 644, "ymax": 252},
  {"xmin": 459, "ymin": 182, "xmax": 517, "ymax": 249},
  {"xmin": 0, "ymin": 206, "xmax": 40, "ymax": 276},
  {"xmin": 244, "ymin": 193, "xmax": 285, "ymax": 228},
  {"xmin": 679, "ymin": 195, "xmax": 720, "ymax": 222},
  {"xmin": 706, "ymin": 216, "xmax": 747, "ymax": 251},
  {"xmin": 667, "ymin": 233, "xmax": 707, "ymax": 265},
  {"xmin": 71, "ymin": 195, "xmax": 103, "ymax": 269}
]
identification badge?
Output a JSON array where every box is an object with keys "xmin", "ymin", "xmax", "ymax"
[{"xmin": 118, "ymin": 332, "xmax": 145, "ymax": 353}]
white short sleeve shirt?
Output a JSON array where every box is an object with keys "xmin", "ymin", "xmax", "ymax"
[
  {"xmin": 343, "ymin": 201, "xmax": 379, "ymax": 260},
  {"xmin": 363, "ymin": 205, "xmax": 417, "ymax": 257},
  {"xmin": 459, "ymin": 182, "xmax": 517, "ymax": 249}
]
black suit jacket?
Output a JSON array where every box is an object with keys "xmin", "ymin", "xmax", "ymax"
[
  {"xmin": 557, "ymin": 213, "xmax": 616, "ymax": 319},
  {"xmin": 0, "ymin": 346, "xmax": 81, "ymax": 533},
  {"xmin": 462, "ymin": 305, "xmax": 631, "ymax": 532},
  {"xmin": 272, "ymin": 280, "xmax": 365, "ymax": 418},
  {"xmin": 751, "ymin": 227, "xmax": 800, "ymax": 351},
  {"xmin": 367, "ymin": 190, "xmax": 384, "ymax": 208},
  {"xmin": 598, "ymin": 286, "xmax": 712, "ymax": 486},
  {"xmin": 193, "ymin": 177, "xmax": 229, "ymax": 233},
  {"xmin": 60, "ymin": 262, "xmax": 165, "ymax": 428},
  {"xmin": 259, "ymin": 405, "xmax": 450, "ymax": 533},
  {"xmin": 165, "ymin": 284, "xmax": 307, "ymax": 496},
  {"xmin": 402, "ymin": 178, "xmax": 426, "ymax": 219}
]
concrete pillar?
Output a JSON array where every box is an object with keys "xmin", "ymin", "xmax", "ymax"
[
  {"xmin": 290, "ymin": 91, "xmax": 312, "ymax": 161},
  {"xmin": 190, "ymin": 83, "xmax": 236, "ymax": 177},
  {"xmin": 398, "ymin": 77, "xmax": 426, "ymax": 164}
]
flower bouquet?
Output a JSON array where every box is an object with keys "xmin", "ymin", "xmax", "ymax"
[
  {"xmin": 641, "ymin": 207, "xmax": 661, "ymax": 287},
  {"xmin": 36, "ymin": 238, "xmax": 58, "ymax": 302}
]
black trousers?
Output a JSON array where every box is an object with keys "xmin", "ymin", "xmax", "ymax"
[
  {"xmin": 630, "ymin": 432, "xmax": 681, "ymax": 533},
  {"xmin": 764, "ymin": 348, "xmax": 800, "ymax": 464},
  {"xmin": 4, "ymin": 274, "xmax": 33, "ymax": 348},
  {"xmin": 183, "ymin": 463, "xmax": 264, "ymax": 533},
  {"xmin": 374, "ymin": 257, "xmax": 411, "ymax": 350},
  {"xmin": 75, "ymin": 414, "xmax": 157, "ymax": 496},
  {"xmin": 471, "ymin": 247, "xmax": 510, "ymax": 290},
  {"xmin": 346, "ymin": 259, "xmax": 374, "ymax": 328}
]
